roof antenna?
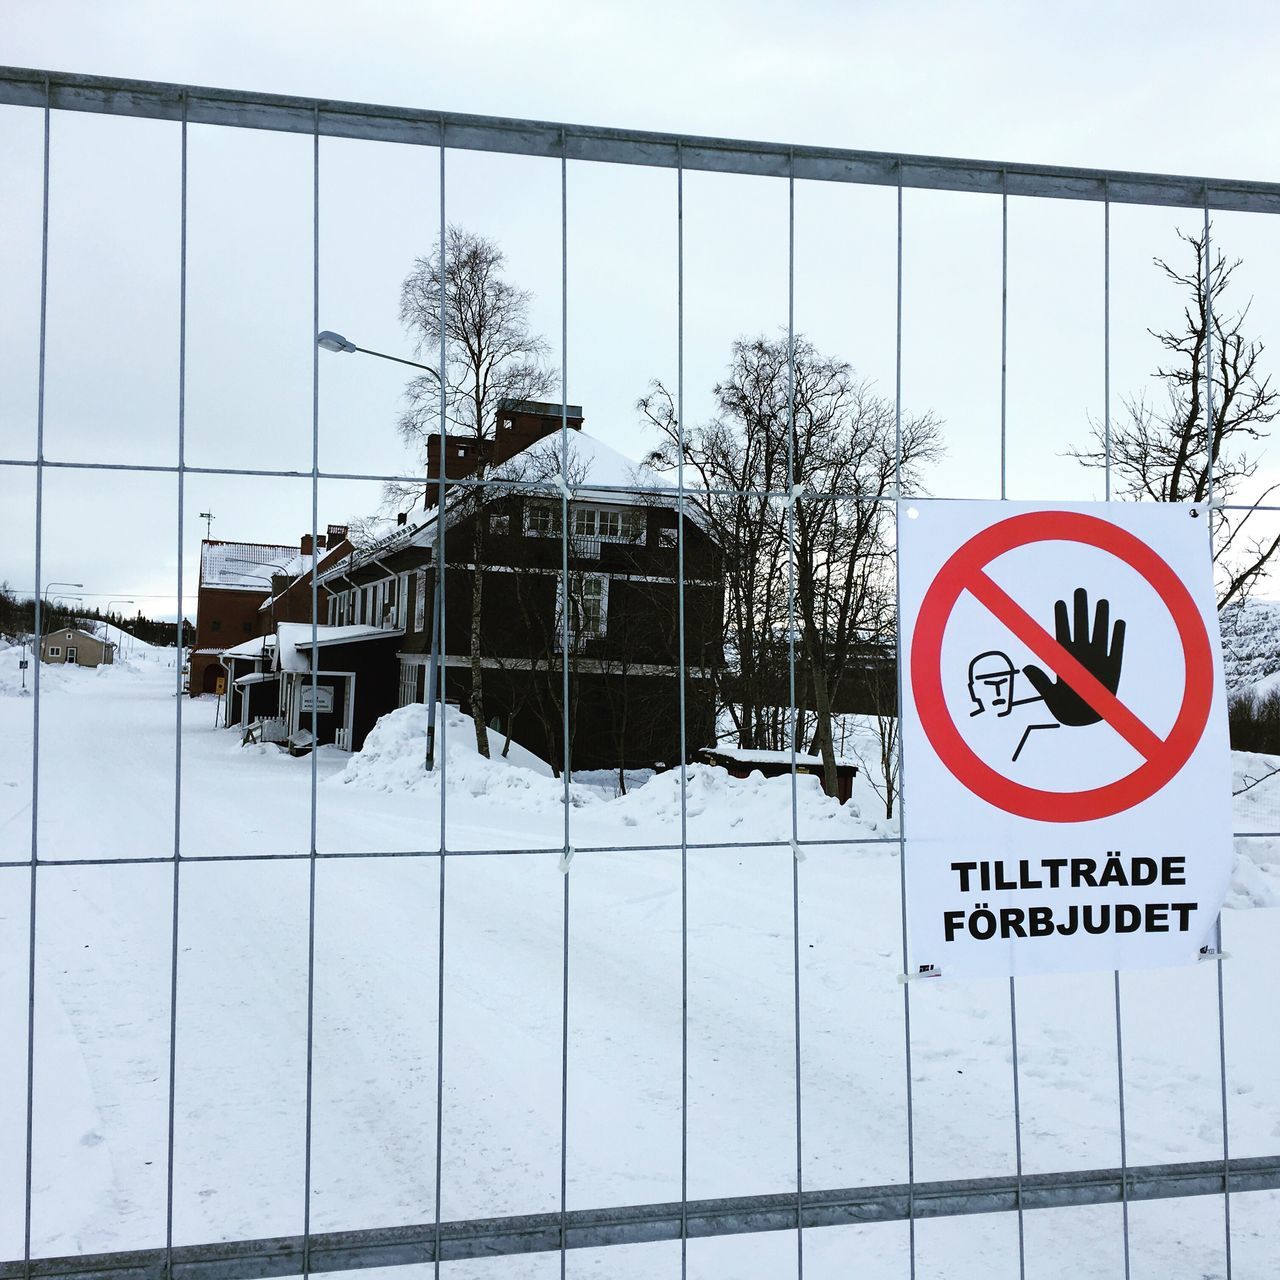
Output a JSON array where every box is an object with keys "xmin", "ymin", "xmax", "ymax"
[{"xmin": 199, "ymin": 510, "xmax": 215, "ymax": 540}]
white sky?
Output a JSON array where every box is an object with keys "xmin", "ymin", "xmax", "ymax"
[{"xmin": 3, "ymin": 0, "xmax": 1280, "ymax": 620}]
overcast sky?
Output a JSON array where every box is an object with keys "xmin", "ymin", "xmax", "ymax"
[{"xmin": 3, "ymin": 0, "xmax": 1280, "ymax": 620}]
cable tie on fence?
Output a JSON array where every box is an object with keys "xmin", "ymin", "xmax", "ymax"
[
  {"xmin": 553, "ymin": 473, "xmax": 575, "ymax": 502},
  {"xmin": 1197, "ymin": 945, "xmax": 1230, "ymax": 963},
  {"xmin": 897, "ymin": 963, "xmax": 941, "ymax": 984},
  {"xmin": 559, "ymin": 846, "xmax": 575, "ymax": 873},
  {"xmin": 791, "ymin": 839, "xmax": 806, "ymax": 863},
  {"xmin": 785, "ymin": 483, "xmax": 807, "ymax": 508}
]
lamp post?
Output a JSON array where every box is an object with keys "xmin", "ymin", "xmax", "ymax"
[
  {"xmin": 318, "ymin": 329, "xmax": 446, "ymax": 769},
  {"xmin": 40, "ymin": 581, "xmax": 83, "ymax": 663},
  {"xmin": 106, "ymin": 599, "xmax": 135, "ymax": 661}
]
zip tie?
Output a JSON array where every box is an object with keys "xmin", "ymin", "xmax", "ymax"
[
  {"xmin": 559, "ymin": 846, "xmax": 575, "ymax": 873},
  {"xmin": 791, "ymin": 840, "xmax": 806, "ymax": 863},
  {"xmin": 786, "ymin": 483, "xmax": 807, "ymax": 508},
  {"xmin": 1197, "ymin": 945, "xmax": 1230, "ymax": 963},
  {"xmin": 897, "ymin": 963, "xmax": 941, "ymax": 984},
  {"xmin": 553, "ymin": 473, "xmax": 575, "ymax": 502}
]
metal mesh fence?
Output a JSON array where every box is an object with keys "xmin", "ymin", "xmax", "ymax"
[{"xmin": 2, "ymin": 66, "xmax": 1279, "ymax": 1280}]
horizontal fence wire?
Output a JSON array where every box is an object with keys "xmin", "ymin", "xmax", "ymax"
[
  {"xmin": 3, "ymin": 457, "xmax": 1280, "ymax": 516},
  {"xmin": 3, "ymin": 66, "xmax": 1280, "ymax": 212},
  {"xmin": 4, "ymin": 1157, "xmax": 1280, "ymax": 1280}
]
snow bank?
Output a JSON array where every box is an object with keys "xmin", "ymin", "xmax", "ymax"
[
  {"xmin": 0, "ymin": 644, "xmax": 68, "ymax": 696},
  {"xmin": 608, "ymin": 762, "xmax": 872, "ymax": 843},
  {"xmin": 335, "ymin": 703, "xmax": 601, "ymax": 812},
  {"xmin": 337, "ymin": 703, "xmax": 874, "ymax": 842}
]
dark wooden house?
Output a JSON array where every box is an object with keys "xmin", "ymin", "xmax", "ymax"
[{"xmin": 314, "ymin": 400, "xmax": 724, "ymax": 769}]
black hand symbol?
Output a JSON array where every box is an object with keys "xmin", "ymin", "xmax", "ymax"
[{"xmin": 1022, "ymin": 588, "xmax": 1126, "ymax": 727}]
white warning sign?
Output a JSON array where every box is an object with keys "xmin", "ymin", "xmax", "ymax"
[{"xmin": 899, "ymin": 500, "xmax": 1232, "ymax": 980}]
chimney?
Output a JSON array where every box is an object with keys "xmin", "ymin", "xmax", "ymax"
[
  {"xmin": 301, "ymin": 534, "xmax": 314, "ymax": 556},
  {"xmin": 424, "ymin": 400, "xmax": 585, "ymax": 508}
]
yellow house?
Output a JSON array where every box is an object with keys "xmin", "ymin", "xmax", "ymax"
[{"xmin": 40, "ymin": 627, "xmax": 115, "ymax": 668}]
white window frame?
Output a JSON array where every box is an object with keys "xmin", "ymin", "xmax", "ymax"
[
  {"xmin": 525, "ymin": 501, "xmax": 561, "ymax": 537},
  {"xmin": 571, "ymin": 504, "xmax": 646, "ymax": 545},
  {"xmin": 48, "ymin": 645, "xmax": 61, "ymax": 658},
  {"xmin": 414, "ymin": 568, "xmax": 427, "ymax": 633},
  {"xmin": 555, "ymin": 573, "xmax": 609, "ymax": 650}
]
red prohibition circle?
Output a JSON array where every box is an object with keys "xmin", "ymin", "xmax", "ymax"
[{"xmin": 910, "ymin": 510, "xmax": 1214, "ymax": 823}]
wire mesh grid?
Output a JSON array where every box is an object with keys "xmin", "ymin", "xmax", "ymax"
[{"xmin": 2, "ymin": 67, "xmax": 1278, "ymax": 1280}]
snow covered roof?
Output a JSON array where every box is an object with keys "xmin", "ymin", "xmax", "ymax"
[
  {"xmin": 200, "ymin": 540, "xmax": 300, "ymax": 592},
  {"xmin": 275, "ymin": 623, "xmax": 399, "ymax": 672},
  {"xmin": 233, "ymin": 671, "xmax": 279, "ymax": 687},
  {"xmin": 221, "ymin": 635, "xmax": 274, "ymax": 660},
  {"xmin": 317, "ymin": 429, "xmax": 710, "ymax": 588}
]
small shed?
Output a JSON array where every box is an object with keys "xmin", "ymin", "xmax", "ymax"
[
  {"xmin": 699, "ymin": 745, "xmax": 858, "ymax": 805},
  {"xmin": 40, "ymin": 628, "xmax": 115, "ymax": 669}
]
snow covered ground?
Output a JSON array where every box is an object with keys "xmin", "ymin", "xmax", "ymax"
[{"xmin": 0, "ymin": 653, "xmax": 1278, "ymax": 1277}]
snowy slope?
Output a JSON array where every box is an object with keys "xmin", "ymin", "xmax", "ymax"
[
  {"xmin": 1221, "ymin": 597, "xmax": 1280, "ymax": 691},
  {"xmin": 0, "ymin": 664, "xmax": 1276, "ymax": 1278}
]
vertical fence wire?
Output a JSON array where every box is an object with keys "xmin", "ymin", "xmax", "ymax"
[
  {"xmin": 891, "ymin": 161, "xmax": 918, "ymax": 1280},
  {"xmin": 163, "ymin": 93, "xmax": 189, "ymax": 1280},
  {"xmin": 21, "ymin": 78, "xmax": 51, "ymax": 1280},
  {"xmin": 1202, "ymin": 193, "xmax": 1233, "ymax": 1280},
  {"xmin": 557, "ymin": 141, "xmax": 572, "ymax": 1280},
  {"xmin": 783, "ymin": 156, "xmax": 806, "ymax": 1279},
  {"xmin": 1104, "ymin": 178, "xmax": 1134, "ymax": 1280},
  {"xmin": 300, "ymin": 105, "xmax": 322, "ymax": 1279},
  {"xmin": 432, "ymin": 129, "xmax": 449, "ymax": 1280},
  {"xmin": 1000, "ymin": 170, "xmax": 1029, "ymax": 1280},
  {"xmin": 675, "ymin": 149, "xmax": 690, "ymax": 1278}
]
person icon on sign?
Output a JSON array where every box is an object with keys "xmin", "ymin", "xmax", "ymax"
[
  {"xmin": 967, "ymin": 588, "xmax": 1127, "ymax": 763},
  {"xmin": 967, "ymin": 650, "xmax": 1059, "ymax": 762}
]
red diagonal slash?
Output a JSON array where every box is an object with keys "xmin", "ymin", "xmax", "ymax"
[{"xmin": 967, "ymin": 569, "xmax": 1165, "ymax": 762}]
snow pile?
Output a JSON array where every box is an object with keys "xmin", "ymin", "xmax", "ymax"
[
  {"xmin": 1222, "ymin": 597, "xmax": 1280, "ymax": 691},
  {"xmin": 335, "ymin": 703, "xmax": 600, "ymax": 811},
  {"xmin": 608, "ymin": 761, "xmax": 871, "ymax": 842},
  {"xmin": 0, "ymin": 645, "xmax": 68, "ymax": 696},
  {"xmin": 1227, "ymin": 749, "xmax": 1280, "ymax": 907}
]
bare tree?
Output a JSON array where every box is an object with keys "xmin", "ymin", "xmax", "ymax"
[
  {"xmin": 643, "ymin": 334, "xmax": 941, "ymax": 796},
  {"xmin": 1072, "ymin": 228, "xmax": 1280, "ymax": 610},
  {"xmin": 396, "ymin": 227, "xmax": 554, "ymax": 755}
]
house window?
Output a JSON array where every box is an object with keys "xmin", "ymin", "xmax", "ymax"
[
  {"xmin": 556, "ymin": 574, "xmax": 609, "ymax": 649},
  {"xmin": 48, "ymin": 646, "xmax": 60, "ymax": 658},
  {"xmin": 414, "ymin": 568, "xmax": 427, "ymax": 632},
  {"xmin": 579, "ymin": 576, "xmax": 606, "ymax": 634},
  {"xmin": 571, "ymin": 506, "xmax": 645, "ymax": 543},
  {"xmin": 490, "ymin": 512, "xmax": 509, "ymax": 534},
  {"xmin": 526, "ymin": 502, "xmax": 561, "ymax": 537},
  {"xmin": 659, "ymin": 527, "xmax": 678, "ymax": 548}
]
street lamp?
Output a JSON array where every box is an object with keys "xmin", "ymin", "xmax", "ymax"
[
  {"xmin": 317, "ymin": 330, "xmax": 440, "ymax": 381},
  {"xmin": 106, "ymin": 599, "xmax": 135, "ymax": 660},
  {"xmin": 319, "ymin": 329, "xmax": 445, "ymax": 769},
  {"xmin": 40, "ymin": 581, "xmax": 83, "ymax": 661}
]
